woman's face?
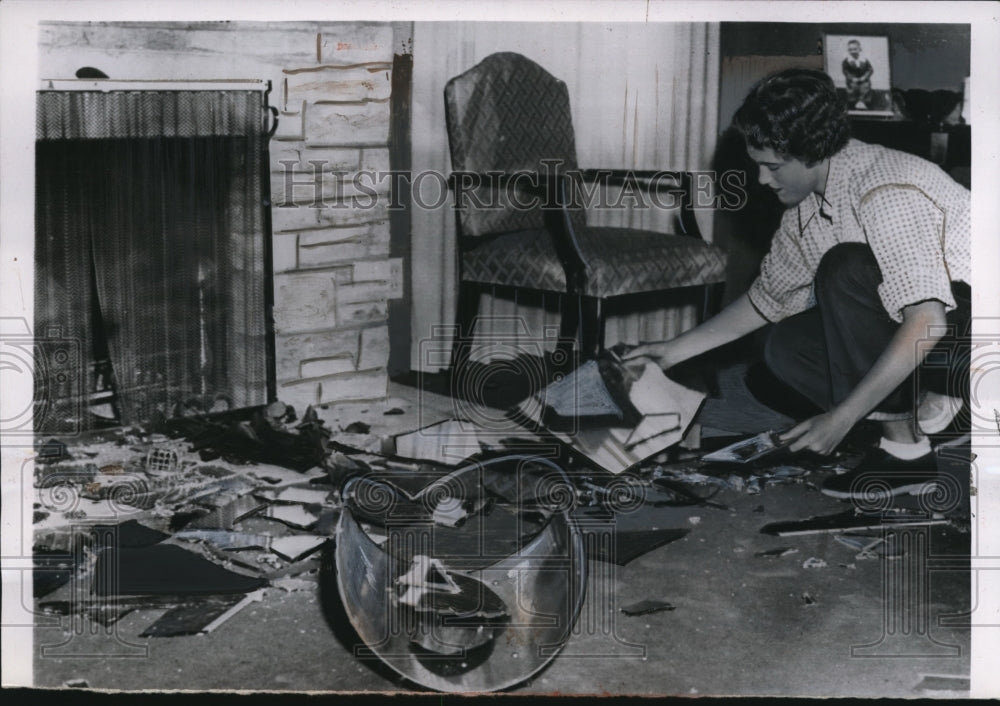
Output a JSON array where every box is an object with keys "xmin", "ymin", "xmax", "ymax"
[{"xmin": 746, "ymin": 146, "xmax": 827, "ymax": 207}]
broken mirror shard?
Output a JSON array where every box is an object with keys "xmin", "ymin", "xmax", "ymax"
[
  {"xmin": 92, "ymin": 544, "xmax": 267, "ymax": 595},
  {"xmin": 700, "ymin": 431, "xmax": 788, "ymax": 464},
  {"xmin": 573, "ymin": 504, "xmax": 691, "ymax": 566},
  {"xmin": 760, "ymin": 508, "xmax": 949, "ymax": 536}
]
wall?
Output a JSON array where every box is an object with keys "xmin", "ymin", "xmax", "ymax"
[{"xmin": 38, "ymin": 21, "xmax": 404, "ymax": 409}]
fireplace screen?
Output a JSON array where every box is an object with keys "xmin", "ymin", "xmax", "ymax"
[{"xmin": 35, "ymin": 87, "xmax": 272, "ymax": 430}]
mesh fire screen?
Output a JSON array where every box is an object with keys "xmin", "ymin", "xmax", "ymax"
[{"xmin": 35, "ymin": 89, "xmax": 271, "ymax": 429}]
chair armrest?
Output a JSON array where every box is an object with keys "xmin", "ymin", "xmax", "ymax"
[
  {"xmin": 578, "ymin": 168, "xmax": 687, "ymax": 187},
  {"xmin": 576, "ymin": 169, "xmax": 702, "ymax": 240}
]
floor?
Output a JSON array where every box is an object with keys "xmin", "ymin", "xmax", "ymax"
[{"xmin": 25, "ymin": 365, "xmax": 973, "ymax": 698}]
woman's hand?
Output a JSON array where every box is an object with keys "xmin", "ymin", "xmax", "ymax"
[
  {"xmin": 779, "ymin": 409, "xmax": 856, "ymax": 456},
  {"xmin": 621, "ymin": 341, "xmax": 676, "ymax": 370}
]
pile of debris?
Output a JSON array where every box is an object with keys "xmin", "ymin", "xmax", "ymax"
[{"xmin": 32, "ymin": 404, "xmax": 343, "ymax": 638}]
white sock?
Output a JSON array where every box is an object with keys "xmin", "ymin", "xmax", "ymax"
[{"xmin": 878, "ymin": 436, "xmax": 932, "ymax": 460}]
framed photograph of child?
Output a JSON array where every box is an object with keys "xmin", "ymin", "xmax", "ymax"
[{"xmin": 823, "ymin": 34, "xmax": 894, "ymax": 116}]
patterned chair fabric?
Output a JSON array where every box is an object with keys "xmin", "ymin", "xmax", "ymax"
[
  {"xmin": 462, "ymin": 225, "xmax": 727, "ymax": 298},
  {"xmin": 445, "ymin": 52, "xmax": 586, "ymax": 237}
]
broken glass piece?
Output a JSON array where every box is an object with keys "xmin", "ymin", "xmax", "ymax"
[
  {"xmin": 269, "ymin": 535, "xmax": 326, "ymax": 562},
  {"xmin": 199, "ymin": 590, "xmax": 265, "ymax": 633},
  {"xmin": 246, "ymin": 463, "xmax": 325, "ymax": 488},
  {"xmin": 754, "ymin": 547, "xmax": 799, "ymax": 558},
  {"xmin": 760, "ymin": 509, "xmax": 949, "ymax": 536},
  {"xmin": 915, "ymin": 674, "xmax": 971, "ymax": 692},
  {"xmin": 272, "ymin": 486, "xmax": 332, "ymax": 505},
  {"xmin": 32, "ymin": 550, "xmax": 76, "ymax": 599},
  {"xmin": 92, "ymin": 544, "xmax": 267, "ymax": 595},
  {"xmin": 573, "ymin": 503, "xmax": 693, "ymax": 565},
  {"xmin": 173, "ymin": 530, "xmax": 272, "ymax": 551},
  {"xmin": 139, "ymin": 594, "xmax": 244, "ymax": 637},
  {"xmin": 185, "ymin": 494, "xmax": 269, "ymax": 530},
  {"xmin": 620, "ymin": 599, "xmax": 675, "ymax": 616},
  {"xmin": 266, "ymin": 504, "xmax": 319, "ymax": 530},
  {"xmin": 584, "ymin": 527, "xmax": 689, "ymax": 566},
  {"xmin": 89, "ymin": 519, "xmax": 169, "ymax": 549}
]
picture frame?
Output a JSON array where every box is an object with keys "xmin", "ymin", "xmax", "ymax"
[{"xmin": 823, "ymin": 34, "xmax": 894, "ymax": 117}]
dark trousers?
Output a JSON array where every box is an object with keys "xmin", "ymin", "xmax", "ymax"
[{"xmin": 763, "ymin": 243, "xmax": 970, "ymax": 416}]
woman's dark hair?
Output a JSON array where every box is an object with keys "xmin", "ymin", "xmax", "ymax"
[{"xmin": 732, "ymin": 69, "xmax": 851, "ymax": 165}]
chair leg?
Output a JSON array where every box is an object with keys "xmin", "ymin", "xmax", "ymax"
[
  {"xmin": 450, "ymin": 280, "xmax": 480, "ymax": 380},
  {"xmin": 557, "ymin": 292, "xmax": 581, "ymax": 365},
  {"xmin": 579, "ymin": 296, "xmax": 604, "ymax": 359},
  {"xmin": 559, "ymin": 294, "xmax": 603, "ymax": 362}
]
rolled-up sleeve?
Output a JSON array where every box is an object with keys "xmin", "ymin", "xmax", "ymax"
[
  {"xmin": 747, "ymin": 214, "xmax": 815, "ymax": 322},
  {"xmin": 860, "ymin": 185, "xmax": 955, "ymax": 322}
]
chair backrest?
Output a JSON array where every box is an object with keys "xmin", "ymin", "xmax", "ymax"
[{"xmin": 445, "ymin": 52, "xmax": 584, "ymax": 238}]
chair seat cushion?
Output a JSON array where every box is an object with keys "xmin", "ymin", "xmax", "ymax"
[{"xmin": 461, "ymin": 226, "xmax": 728, "ymax": 298}]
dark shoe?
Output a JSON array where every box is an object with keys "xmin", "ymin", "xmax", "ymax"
[{"xmin": 821, "ymin": 448, "xmax": 940, "ymax": 500}]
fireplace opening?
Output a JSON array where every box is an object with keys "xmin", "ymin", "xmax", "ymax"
[{"xmin": 34, "ymin": 86, "xmax": 274, "ymax": 432}]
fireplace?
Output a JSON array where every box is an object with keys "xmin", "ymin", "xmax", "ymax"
[{"xmin": 35, "ymin": 84, "xmax": 273, "ymax": 429}]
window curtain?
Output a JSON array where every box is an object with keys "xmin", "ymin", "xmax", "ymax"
[
  {"xmin": 409, "ymin": 22, "xmax": 721, "ymax": 370},
  {"xmin": 35, "ymin": 90, "xmax": 269, "ymax": 427}
]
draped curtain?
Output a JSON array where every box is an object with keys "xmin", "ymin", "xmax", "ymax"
[
  {"xmin": 409, "ymin": 22, "xmax": 721, "ymax": 370},
  {"xmin": 35, "ymin": 90, "xmax": 269, "ymax": 427}
]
